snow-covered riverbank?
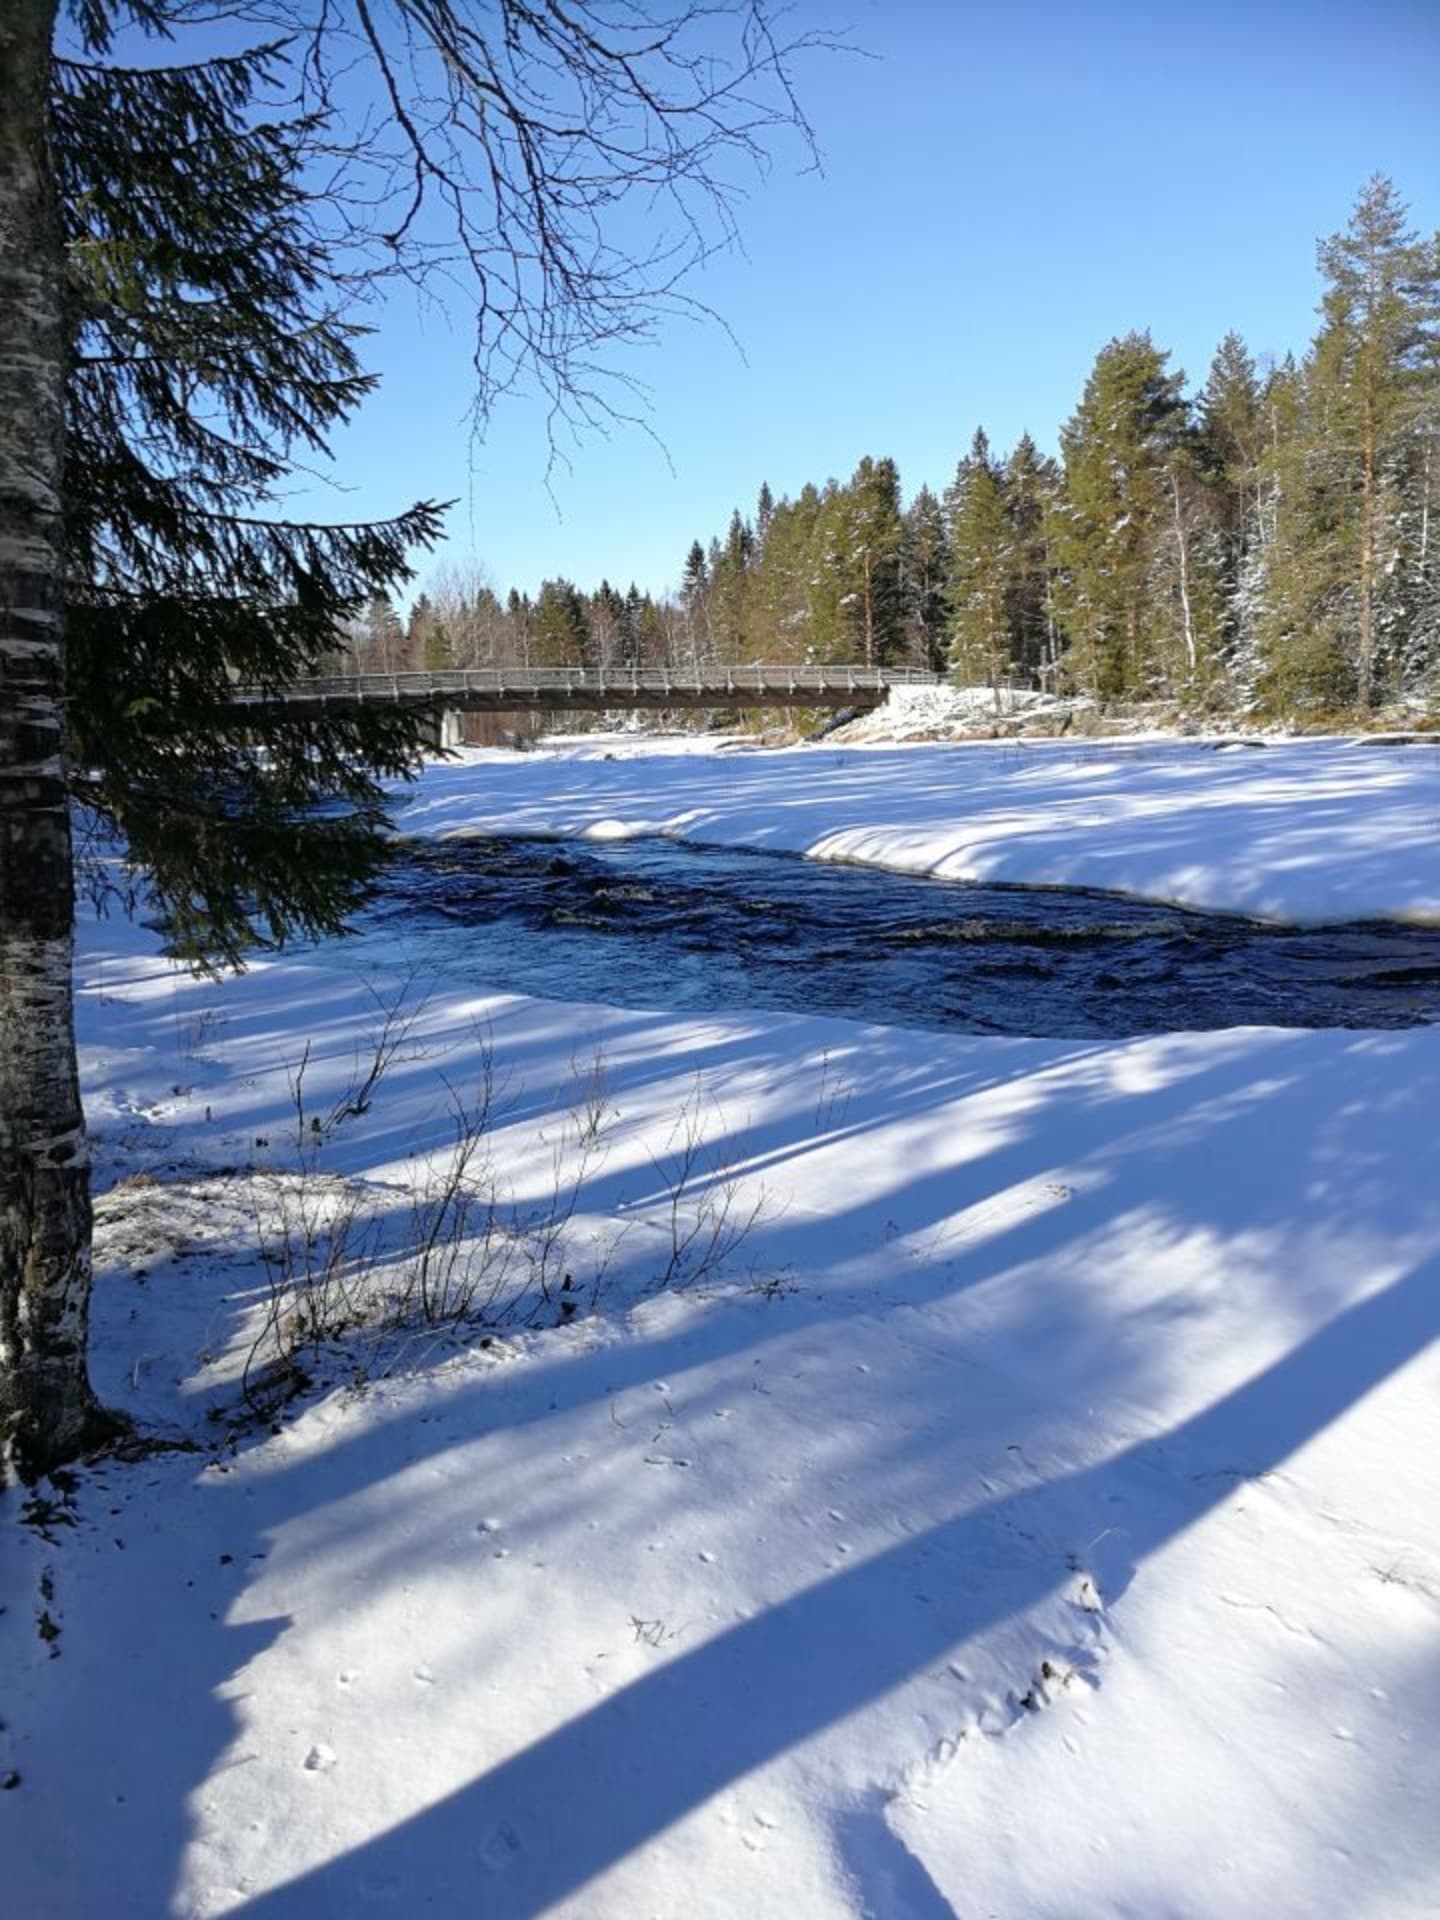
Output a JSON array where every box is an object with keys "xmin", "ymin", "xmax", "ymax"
[
  {"xmin": 405, "ymin": 732, "xmax": 1440, "ymax": 924},
  {"xmin": 4, "ymin": 735, "xmax": 1438, "ymax": 1919}
]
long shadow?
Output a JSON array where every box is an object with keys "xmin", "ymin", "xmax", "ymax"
[
  {"xmin": 231, "ymin": 1255, "xmax": 1439, "ymax": 1916},
  {"xmin": 41, "ymin": 983, "xmax": 1440, "ymax": 1917},
  {"xmin": 215, "ymin": 1032, "xmax": 1311, "ymax": 1508},
  {"xmin": 834, "ymin": 1795, "xmax": 958, "ymax": 1920}
]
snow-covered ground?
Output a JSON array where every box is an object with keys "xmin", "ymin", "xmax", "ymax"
[
  {"xmin": 4, "ymin": 735, "xmax": 1438, "ymax": 1919},
  {"xmin": 406, "ymin": 731, "xmax": 1440, "ymax": 925},
  {"xmin": 829, "ymin": 679, "xmax": 1085, "ymax": 741}
]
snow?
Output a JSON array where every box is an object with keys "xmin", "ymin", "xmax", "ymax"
[
  {"xmin": 3, "ymin": 734, "xmax": 1439, "ymax": 1919},
  {"xmin": 405, "ymin": 732, "xmax": 1440, "ymax": 925},
  {"xmin": 832, "ymin": 680, "xmax": 1081, "ymax": 739}
]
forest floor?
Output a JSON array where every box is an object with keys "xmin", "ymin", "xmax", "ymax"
[{"xmin": 4, "ymin": 732, "xmax": 1439, "ymax": 1918}]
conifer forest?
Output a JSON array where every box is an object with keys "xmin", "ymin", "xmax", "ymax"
[{"xmin": 390, "ymin": 175, "xmax": 1440, "ymax": 722}]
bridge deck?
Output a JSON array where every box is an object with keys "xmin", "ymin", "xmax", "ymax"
[{"xmin": 229, "ymin": 664, "xmax": 941, "ymax": 717}]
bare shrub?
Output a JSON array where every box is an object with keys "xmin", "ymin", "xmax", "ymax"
[
  {"xmin": 648, "ymin": 1075, "xmax": 768, "ymax": 1294},
  {"xmin": 241, "ymin": 1009, "xmax": 767, "ymax": 1410}
]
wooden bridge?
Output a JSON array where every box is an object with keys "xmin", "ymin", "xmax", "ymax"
[{"xmin": 229, "ymin": 663, "xmax": 941, "ymax": 736}]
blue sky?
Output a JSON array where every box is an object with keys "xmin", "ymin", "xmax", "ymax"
[{"xmin": 280, "ymin": 0, "xmax": 1439, "ymax": 603}]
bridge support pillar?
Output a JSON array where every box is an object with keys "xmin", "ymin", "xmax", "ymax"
[{"xmin": 417, "ymin": 706, "xmax": 465, "ymax": 752}]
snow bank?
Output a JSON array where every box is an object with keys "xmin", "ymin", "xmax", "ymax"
[
  {"xmin": 402, "ymin": 734, "xmax": 1440, "ymax": 925},
  {"xmin": 832, "ymin": 679, "xmax": 1077, "ymax": 741}
]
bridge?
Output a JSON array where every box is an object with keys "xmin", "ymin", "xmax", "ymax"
[{"xmin": 230, "ymin": 663, "xmax": 941, "ymax": 742}]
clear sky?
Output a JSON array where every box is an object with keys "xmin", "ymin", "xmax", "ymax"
[{"xmin": 279, "ymin": 0, "xmax": 1440, "ymax": 605}]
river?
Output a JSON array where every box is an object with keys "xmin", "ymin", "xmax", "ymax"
[{"xmin": 336, "ymin": 834, "xmax": 1440, "ymax": 1038}]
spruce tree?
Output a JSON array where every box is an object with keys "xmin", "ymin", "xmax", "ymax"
[
  {"xmin": 589, "ymin": 580, "xmax": 626, "ymax": 668},
  {"xmin": 506, "ymin": 588, "xmax": 534, "ymax": 669},
  {"xmin": 58, "ymin": 42, "xmax": 446, "ymax": 967},
  {"xmin": 620, "ymin": 585, "xmax": 646, "ymax": 669},
  {"xmin": 806, "ymin": 479, "xmax": 853, "ymax": 663},
  {"xmin": 709, "ymin": 510, "xmax": 754, "ymax": 661},
  {"xmin": 900, "ymin": 485, "xmax": 950, "ymax": 671},
  {"xmin": 847, "ymin": 456, "xmax": 905, "ymax": 668},
  {"xmin": 744, "ymin": 489, "xmax": 816, "ymax": 664},
  {"xmin": 945, "ymin": 429, "xmax": 1014, "ymax": 697},
  {"xmin": 756, "ymin": 481, "xmax": 776, "ymax": 548},
  {"xmin": 1152, "ymin": 437, "xmax": 1227, "ymax": 698},
  {"xmin": 531, "ymin": 580, "xmax": 590, "ymax": 667},
  {"xmin": 1199, "ymin": 333, "xmax": 1265, "ymax": 695},
  {"xmin": 1003, "ymin": 435, "xmax": 1062, "ymax": 687},
  {"xmin": 1249, "ymin": 356, "xmax": 1336, "ymax": 708},
  {"xmin": 679, "ymin": 540, "xmax": 711, "ymax": 669}
]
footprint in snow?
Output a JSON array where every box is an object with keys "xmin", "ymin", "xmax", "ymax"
[{"xmin": 479, "ymin": 1822, "xmax": 522, "ymax": 1871}]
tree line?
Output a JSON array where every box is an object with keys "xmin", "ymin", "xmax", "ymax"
[{"xmin": 392, "ymin": 176, "xmax": 1438, "ymax": 718}]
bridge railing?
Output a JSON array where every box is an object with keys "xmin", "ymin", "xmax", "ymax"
[{"xmin": 228, "ymin": 663, "xmax": 943, "ymax": 704}]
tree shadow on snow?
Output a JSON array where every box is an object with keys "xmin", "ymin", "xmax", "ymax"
[{"xmin": 5, "ymin": 1026, "xmax": 1439, "ymax": 1918}]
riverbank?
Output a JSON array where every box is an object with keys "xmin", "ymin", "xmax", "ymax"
[
  {"xmin": 403, "ymin": 732, "xmax": 1440, "ymax": 925},
  {"xmin": 4, "ymin": 733, "xmax": 1438, "ymax": 1918}
]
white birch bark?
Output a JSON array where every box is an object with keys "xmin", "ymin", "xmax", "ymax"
[
  {"xmin": 1169, "ymin": 465, "xmax": 1198, "ymax": 677},
  {"xmin": 0, "ymin": 0, "xmax": 103, "ymax": 1478}
]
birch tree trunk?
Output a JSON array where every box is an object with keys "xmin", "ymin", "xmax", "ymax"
[
  {"xmin": 0, "ymin": 0, "xmax": 103, "ymax": 1478},
  {"xmin": 1169, "ymin": 465, "xmax": 1198, "ymax": 678},
  {"xmin": 1357, "ymin": 405, "xmax": 1376, "ymax": 712}
]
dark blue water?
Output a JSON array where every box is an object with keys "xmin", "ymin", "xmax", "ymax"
[{"xmin": 344, "ymin": 835, "xmax": 1440, "ymax": 1038}]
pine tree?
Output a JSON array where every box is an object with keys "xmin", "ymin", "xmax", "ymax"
[
  {"xmin": 945, "ymin": 429, "xmax": 1014, "ymax": 696},
  {"xmin": 1309, "ymin": 177, "xmax": 1440, "ymax": 708},
  {"xmin": 1252, "ymin": 185, "xmax": 1440, "ymax": 712}
]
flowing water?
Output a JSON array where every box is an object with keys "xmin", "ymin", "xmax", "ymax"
[{"xmin": 336, "ymin": 834, "xmax": 1440, "ymax": 1039}]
